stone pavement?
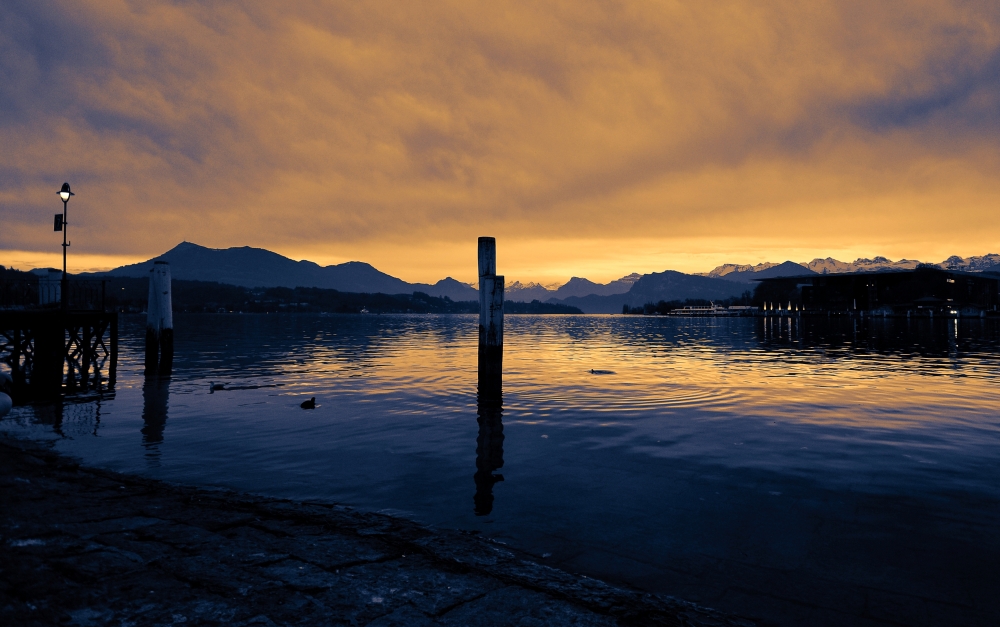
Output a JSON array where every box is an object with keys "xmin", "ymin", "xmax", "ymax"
[{"xmin": 0, "ymin": 435, "xmax": 753, "ymax": 627}]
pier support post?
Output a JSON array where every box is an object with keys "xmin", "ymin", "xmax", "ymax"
[
  {"xmin": 2, "ymin": 308, "xmax": 117, "ymax": 401},
  {"xmin": 145, "ymin": 261, "xmax": 173, "ymax": 376},
  {"xmin": 109, "ymin": 314, "xmax": 118, "ymax": 388},
  {"xmin": 478, "ymin": 237, "xmax": 503, "ymax": 360},
  {"xmin": 475, "ymin": 351, "xmax": 504, "ymax": 516},
  {"xmin": 475, "ymin": 236, "xmax": 504, "ymax": 515},
  {"xmin": 32, "ymin": 319, "xmax": 64, "ymax": 397}
]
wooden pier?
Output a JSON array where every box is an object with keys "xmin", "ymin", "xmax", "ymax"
[{"xmin": 0, "ymin": 280, "xmax": 118, "ymax": 401}]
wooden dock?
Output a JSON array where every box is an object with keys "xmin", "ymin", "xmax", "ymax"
[{"xmin": 0, "ymin": 280, "xmax": 118, "ymax": 401}]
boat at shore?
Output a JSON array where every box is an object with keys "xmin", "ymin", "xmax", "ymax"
[{"xmin": 670, "ymin": 304, "xmax": 757, "ymax": 316}]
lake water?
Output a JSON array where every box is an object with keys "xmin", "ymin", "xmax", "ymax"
[{"xmin": 4, "ymin": 313, "xmax": 1000, "ymax": 626}]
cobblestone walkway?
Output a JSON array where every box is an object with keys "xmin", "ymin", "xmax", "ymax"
[{"xmin": 0, "ymin": 435, "xmax": 752, "ymax": 627}]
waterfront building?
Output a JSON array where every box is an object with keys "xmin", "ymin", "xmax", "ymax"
[{"xmin": 754, "ymin": 266, "xmax": 1000, "ymax": 315}]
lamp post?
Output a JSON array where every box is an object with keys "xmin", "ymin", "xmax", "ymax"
[{"xmin": 57, "ymin": 182, "xmax": 74, "ymax": 309}]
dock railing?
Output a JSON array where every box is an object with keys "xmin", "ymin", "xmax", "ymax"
[{"xmin": 0, "ymin": 279, "xmax": 108, "ymax": 312}]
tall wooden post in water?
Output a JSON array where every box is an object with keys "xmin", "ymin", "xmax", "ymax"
[
  {"xmin": 145, "ymin": 261, "xmax": 173, "ymax": 375},
  {"xmin": 476, "ymin": 236, "xmax": 504, "ymax": 515},
  {"xmin": 475, "ymin": 355, "xmax": 504, "ymax": 516},
  {"xmin": 478, "ymin": 237, "xmax": 504, "ymax": 359}
]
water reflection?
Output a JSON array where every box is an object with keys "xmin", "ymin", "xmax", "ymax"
[
  {"xmin": 9, "ymin": 397, "xmax": 110, "ymax": 439},
  {"xmin": 141, "ymin": 376, "xmax": 170, "ymax": 466},
  {"xmin": 3, "ymin": 313, "xmax": 1000, "ymax": 627},
  {"xmin": 475, "ymin": 352, "xmax": 504, "ymax": 516},
  {"xmin": 755, "ymin": 315, "xmax": 988, "ymax": 359},
  {"xmin": 31, "ymin": 401, "xmax": 65, "ymax": 438}
]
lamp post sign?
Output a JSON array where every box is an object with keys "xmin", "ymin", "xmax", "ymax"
[{"xmin": 55, "ymin": 182, "xmax": 74, "ymax": 309}]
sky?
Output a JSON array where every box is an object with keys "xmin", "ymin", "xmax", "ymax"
[{"xmin": 2, "ymin": 1, "xmax": 999, "ymax": 285}]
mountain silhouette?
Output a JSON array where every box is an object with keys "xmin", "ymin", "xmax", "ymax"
[
  {"xmin": 553, "ymin": 274, "xmax": 641, "ymax": 298},
  {"xmin": 717, "ymin": 261, "xmax": 815, "ymax": 283},
  {"xmin": 95, "ymin": 242, "xmax": 655, "ymax": 303},
  {"xmin": 97, "ymin": 242, "xmax": 478, "ymax": 301},
  {"xmin": 505, "ymin": 273, "xmax": 641, "ymax": 302},
  {"xmin": 505, "ymin": 282, "xmax": 556, "ymax": 302},
  {"xmin": 709, "ymin": 254, "xmax": 1000, "ymax": 276},
  {"xmin": 92, "ymin": 242, "xmax": 994, "ymax": 311},
  {"xmin": 552, "ymin": 270, "xmax": 748, "ymax": 313}
]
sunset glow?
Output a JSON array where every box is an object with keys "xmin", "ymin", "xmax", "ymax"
[{"xmin": 2, "ymin": 1, "xmax": 999, "ymax": 282}]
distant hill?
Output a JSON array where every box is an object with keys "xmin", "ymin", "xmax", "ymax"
[
  {"xmin": 79, "ymin": 242, "xmax": 1000, "ymax": 312},
  {"xmin": 713, "ymin": 261, "xmax": 814, "ymax": 283},
  {"xmin": 625, "ymin": 270, "xmax": 748, "ymax": 305},
  {"xmin": 553, "ymin": 274, "xmax": 641, "ymax": 298},
  {"xmin": 552, "ymin": 271, "xmax": 747, "ymax": 314},
  {"xmin": 505, "ymin": 273, "xmax": 641, "ymax": 302},
  {"xmin": 91, "ymin": 242, "xmax": 478, "ymax": 301},
  {"xmin": 90, "ymin": 243, "xmax": 666, "ymax": 305},
  {"xmin": 505, "ymin": 281, "xmax": 556, "ymax": 302},
  {"xmin": 421, "ymin": 277, "xmax": 479, "ymax": 301}
]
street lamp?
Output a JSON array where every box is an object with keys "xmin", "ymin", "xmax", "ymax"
[{"xmin": 56, "ymin": 182, "xmax": 74, "ymax": 309}]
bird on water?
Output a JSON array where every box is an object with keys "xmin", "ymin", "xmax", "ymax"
[{"xmin": 300, "ymin": 397, "xmax": 316, "ymax": 409}]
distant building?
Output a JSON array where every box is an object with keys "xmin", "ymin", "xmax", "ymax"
[
  {"xmin": 30, "ymin": 268, "xmax": 62, "ymax": 305},
  {"xmin": 754, "ymin": 267, "xmax": 1000, "ymax": 315}
]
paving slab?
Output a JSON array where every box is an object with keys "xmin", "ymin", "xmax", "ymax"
[{"xmin": 0, "ymin": 434, "xmax": 752, "ymax": 626}]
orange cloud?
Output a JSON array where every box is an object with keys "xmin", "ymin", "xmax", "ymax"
[{"xmin": 1, "ymin": 0, "xmax": 999, "ymax": 282}]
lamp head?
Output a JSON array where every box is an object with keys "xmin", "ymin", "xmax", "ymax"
[{"xmin": 58, "ymin": 182, "xmax": 74, "ymax": 202}]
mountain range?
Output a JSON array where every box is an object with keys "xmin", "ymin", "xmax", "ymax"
[
  {"xmin": 556, "ymin": 271, "xmax": 750, "ymax": 314},
  {"xmin": 96, "ymin": 242, "xmax": 480, "ymax": 301},
  {"xmin": 702, "ymin": 255, "xmax": 1000, "ymax": 281},
  {"xmin": 90, "ymin": 242, "xmax": 652, "ymax": 307},
  {"xmin": 79, "ymin": 242, "xmax": 1000, "ymax": 314},
  {"xmin": 505, "ymin": 274, "xmax": 642, "ymax": 301}
]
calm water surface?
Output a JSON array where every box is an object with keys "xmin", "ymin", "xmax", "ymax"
[{"xmin": 4, "ymin": 313, "xmax": 1000, "ymax": 626}]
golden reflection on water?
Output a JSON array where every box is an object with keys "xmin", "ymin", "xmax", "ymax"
[
  {"xmin": 5, "ymin": 314, "xmax": 997, "ymax": 627},
  {"xmin": 6, "ymin": 313, "xmax": 999, "ymax": 465},
  {"xmin": 250, "ymin": 314, "xmax": 1000, "ymax": 441},
  {"xmin": 488, "ymin": 316, "xmax": 1000, "ymax": 434}
]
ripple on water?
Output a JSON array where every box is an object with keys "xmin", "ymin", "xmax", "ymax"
[{"xmin": 4, "ymin": 314, "xmax": 1000, "ymax": 625}]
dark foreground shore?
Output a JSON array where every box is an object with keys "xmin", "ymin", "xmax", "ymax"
[{"xmin": 0, "ymin": 435, "xmax": 751, "ymax": 627}]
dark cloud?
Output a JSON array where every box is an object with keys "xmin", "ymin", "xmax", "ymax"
[
  {"xmin": 853, "ymin": 46, "xmax": 1000, "ymax": 132},
  {"xmin": 1, "ymin": 0, "xmax": 999, "ymax": 280}
]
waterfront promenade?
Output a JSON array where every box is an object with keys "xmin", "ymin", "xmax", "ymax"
[{"xmin": 0, "ymin": 434, "xmax": 750, "ymax": 627}]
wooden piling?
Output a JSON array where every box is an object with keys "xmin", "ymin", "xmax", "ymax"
[
  {"xmin": 1, "ymin": 290, "xmax": 117, "ymax": 400},
  {"xmin": 475, "ymin": 352, "xmax": 504, "ymax": 516},
  {"xmin": 32, "ymin": 319, "xmax": 65, "ymax": 397},
  {"xmin": 478, "ymin": 237, "xmax": 503, "ymax": 357},
  {"xmin": 145, "ymin": 261, "xmax": 173, "ymax": 375},
  {"xmin": 475, "ymin": 236, "xmax": 504, "ymax": 514},
  {"xmin": 478, "ymin": 237, "xmax": 497, "ymax": 277},
  {"xmin": 109, "ymin": 314, "xmax": 118, "ymax": 388}
]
